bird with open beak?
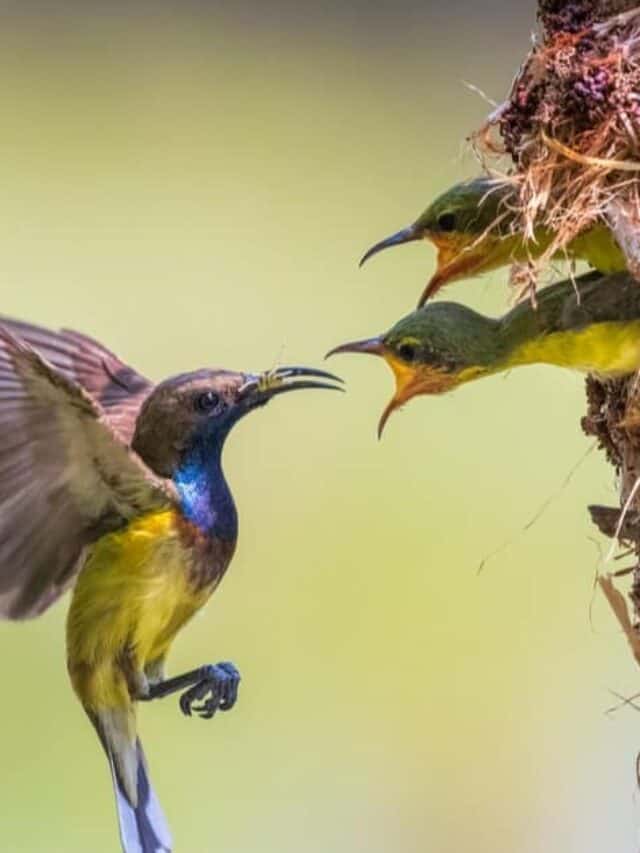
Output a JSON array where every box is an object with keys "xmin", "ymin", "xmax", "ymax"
[
  {"xmin": 328, "ymin": 270, "xmax": 640, "ymax": 437},
  {"xmin": 359, "ymin": 177, "xmax": 626, "ymax": 306},
  {"xmin": 0, "ymin": 317, "xmax": 342, "ymax": 852}
]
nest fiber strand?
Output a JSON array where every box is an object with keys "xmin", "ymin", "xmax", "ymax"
[{"xmin": 475, "ymin": 2, "xmax": 640, "ymax": 290}]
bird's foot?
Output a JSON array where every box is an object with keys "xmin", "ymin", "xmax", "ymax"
[
  {"xmin": 179, "ymin": 662, "xmax": 241, "ymax": 719},
  {"xmin": 142, "ymin": 660, "xmax": 241, "ymax": 718}
]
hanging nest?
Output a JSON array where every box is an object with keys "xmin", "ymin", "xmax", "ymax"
[{"xmin": 473, "ymin": 2, "xmax": 640, "ymax": 294}]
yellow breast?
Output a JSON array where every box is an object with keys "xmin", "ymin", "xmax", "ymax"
[
  {"xmin": 568, "ymin": 225, "xmax": 627, "ymax": 274},
  {"xmin": 67, "ymin": 510, "xmax": 220, "ymax": 705}
]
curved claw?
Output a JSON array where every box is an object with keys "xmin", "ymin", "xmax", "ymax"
[
  {"xmin": 217, "ymin": 661, "xmax": 241, "ymax": 711},
  {"xmin": 179, "ymin": 690, "xmax": 194, "ymax": 717},
  {"xmin": 194, "ymin": 700, "xmax": 218, "ymax": 720},
  {"xmin": 178, "ymin": 662, "xmax": 241, "ymax": 720}
]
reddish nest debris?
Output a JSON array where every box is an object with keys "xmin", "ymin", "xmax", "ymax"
[
  {"xmin": 539, "ymin": 0, "xmax": 634, "ymax": 33},
  {"xmin": 474, "ymin": 2, "xmax": 640, "ymax": 294}
]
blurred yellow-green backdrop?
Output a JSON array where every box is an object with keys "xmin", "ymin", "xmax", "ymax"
[{"xmin": 0, "ymin": 2, "xmax": 637, "ymax": 851}]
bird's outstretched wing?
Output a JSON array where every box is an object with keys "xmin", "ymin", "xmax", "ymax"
[
  {"xmin": 0, "ymin": 317, "xmax": 152, "ymax": 443},
  {"xmin": 0, "ymin": 326, "xmax": 174, "ymax": 620}
]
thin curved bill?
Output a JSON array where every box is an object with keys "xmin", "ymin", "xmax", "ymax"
[
  {"xmin": 359, "ymin": 226, "xmax": 419, "ymax": 268},
  {"xmin": 374, "ymin": 354, "xmax": 424, "ymax": 438},
  {"xmin": 326, "ymin": 337, "xmax": 417, "ymax": 438},
  {"xmin": 417, "ymin": 239, "xmax": 484, "ymax": 306},
  {"xmin": 418, "ymin": 233, "xmax": 524, "ymax": 306},
  {"xmin": 325, "ymin": 337, "xmax": 385, "ymax": 359},
  {"xmin": 239, "ymin": 366, "xmax": 344, "ymax": 401}
]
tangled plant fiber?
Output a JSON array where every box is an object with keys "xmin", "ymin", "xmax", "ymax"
[{"xmin": 474, "ymin": 2, "xmax": 640, "ymax": 294}]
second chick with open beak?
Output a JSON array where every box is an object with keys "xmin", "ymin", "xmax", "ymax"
[
  {"xmin": 329, "ymin": 271, "xmax": 640, "ymax": 438},
  {"xmin": 326, "ymin": 331, "xmax": 463, "ymax": 438}
]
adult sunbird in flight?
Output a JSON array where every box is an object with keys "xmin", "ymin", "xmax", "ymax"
[
  {"xmin": 328, "ymin": 270, "xmax": 640, "ymax": 436},
  {"xmin": 359, "ymin": 177, "xmax": 626, "ymax": 306},
  {"xmin": 0, "ymin": 318, "xmax": 342, "ymax": 852}
]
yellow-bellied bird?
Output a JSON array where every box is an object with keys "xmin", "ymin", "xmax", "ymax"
[
  {"xmin": 0, "ymin": 318, "xmax": 342, "ymax": 852},
  {"xmin": 329, "ymin": 270, "xmax": 639, "ymax": 436}
]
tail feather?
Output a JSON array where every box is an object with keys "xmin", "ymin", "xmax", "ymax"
[
  {"xmin": 90, "ymin": 710, "xmax": 173, "ymax": 853},
  {"xmin": 108, "ymin": 740, "xmax": 173, "ymax": 853}
]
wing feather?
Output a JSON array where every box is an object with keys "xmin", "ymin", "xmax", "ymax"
[
  {"xmin": 0, "ymin": 325, "xmax": 173, "ymax": 619},
  {"xmin": 0, "ymin": 317, "xmax": 152, "ymax": 443}
]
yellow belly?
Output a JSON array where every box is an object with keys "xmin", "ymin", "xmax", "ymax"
[
  {"xmin": 512, "ymin": 320, "xmax": 640, "ymax": 376},
  {"xmin": 568, "ymin": 225, "xmax": 627, "ymax": 274},
  {"xmin": 508, "ymin": 224, "xmax": 626, "ymax": 273},
  {"xmin": 67, "ymin": 509, "xmax": 217, "ymax": 710}
]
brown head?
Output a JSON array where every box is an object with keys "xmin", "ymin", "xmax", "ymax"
[{"xmin": 132, "ymin": 366, "xmax": 343, "ymax": 477}]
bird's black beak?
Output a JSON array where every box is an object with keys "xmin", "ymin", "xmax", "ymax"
[
  {"xmin": 359, "ymin": 225, "xmax": 420, "ymax": 268},
  {"xmin": 325, "ymin": 337, "xmax": 385, "ymax": 359},
  {"xmin": 239, "ymin": 366, "xmax": 344, "ymax": 406}
]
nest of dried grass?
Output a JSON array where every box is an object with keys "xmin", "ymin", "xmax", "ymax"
[{"xmin": 473, "ymin": 2, "xmax": 640, "ymax": 294}]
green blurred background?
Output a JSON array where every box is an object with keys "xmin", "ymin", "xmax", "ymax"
[{"xmin": 0, "ymin": 2, "xmax": 637, "ymax": 851}]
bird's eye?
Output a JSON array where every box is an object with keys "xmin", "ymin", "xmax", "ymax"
[
  {"xmin": 437, "ymin": 212, "xmax": 457, "ymax": 232},
  {"xmin": 397, "ymin": 343, "xmax": 417, "ymax": 363},
  {"xmin": 195, "ymin": 391, "xmax": 222, "ymax": 413}
]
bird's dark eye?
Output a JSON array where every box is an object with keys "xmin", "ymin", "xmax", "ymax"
[
  {"xmin": 437, "ymin": 212, "xmax": 457, "ymax": 232},
  {"xmin": 195, "ymin": 391, "xmax": 222, "ymax": 413},
  {"xmin": 397, "ymin": 343, "xmax": 417, "ymax": 363}
]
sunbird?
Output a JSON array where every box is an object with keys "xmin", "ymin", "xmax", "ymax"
[
  {"xmin": 0, "ymin": 318, "xmax": 342, "ymax": 852},
  {"xmin": 328, "ymin": 270, "xmax": 640, "ymax": 436},
  {"xmin": 359, "ymin": 177, "xmax": 626, "ymax": 305}
]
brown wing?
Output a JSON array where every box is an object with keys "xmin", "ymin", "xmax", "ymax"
[
  {"xmin": 0, "ymin": 317, "xmax": 152, "ymax": 443},
  {"xmin": 0, "ymin": 326, "xmax": 173, "ymax": 620}
]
